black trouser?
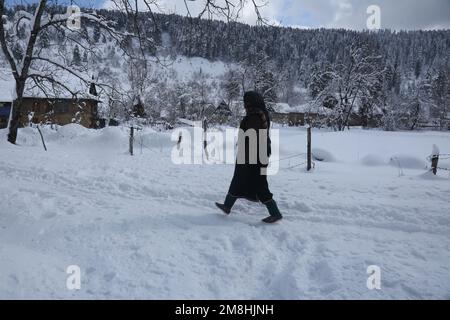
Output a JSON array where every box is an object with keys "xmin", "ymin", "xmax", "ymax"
[
  {"xmin": 255, "ymin": 174, "xmax": 274, "ymax": 204},
  {"xmin": 224, "ymin": 194, "xmax": 282, "ymax": 217}
]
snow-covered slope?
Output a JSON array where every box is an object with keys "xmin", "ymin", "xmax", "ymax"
[
  {"xmin": 0, "ymin": 55, "xmax": 231, "ymax": 99},
  {"xmin": 1, "ymin": 125, "xmax": 450, "ymax": 299}
]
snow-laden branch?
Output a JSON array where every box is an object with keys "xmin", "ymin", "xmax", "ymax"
[{"xmin": 0, "ymin": 0, "xmax": 19, "ymax": 80}]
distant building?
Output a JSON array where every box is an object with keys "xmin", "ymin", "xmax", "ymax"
[
  {"xmin": 270, "ymin": 103, "xmax": 382, "ymax": 128},
  {"xmin": 0, "ymin": 96, "xmax": 100, "ymax": 129},
  {"xmin": 214, "ymin": 101, "xmax": 233, "ymax": 124},
  {"xmin": 270, "ymin": 103, "xmax": 318, "ymax": 126},
  {"xmin": 0, "ymin": 101, "xmax": 12, "ymax": 129},
  {"xmin": 0, "ymin": 79, "xmax": 101, "ymax": 129}
]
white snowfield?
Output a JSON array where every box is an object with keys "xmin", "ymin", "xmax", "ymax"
[{"xmin": 0, "ymin": 124, "xmax": 450, "ymax": 299}]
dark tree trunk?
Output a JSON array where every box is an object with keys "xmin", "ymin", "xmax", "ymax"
[
  {"xmin": 1, "ymin": 0, "xmax": 47, "ymax": 144},
  {"xmin": 7, "ymin": 82, "xmax": 25, "ymax": 144},
  {"xmin": 7, "ymin": 104, "xmax": 20, "ymax": 144}
]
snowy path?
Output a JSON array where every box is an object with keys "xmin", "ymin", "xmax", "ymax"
[{"xmin": 1, "ymin": 126, "xmax": 450, "ymax": 299}]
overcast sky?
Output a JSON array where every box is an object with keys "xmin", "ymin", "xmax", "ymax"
[
  {"xmin": 147, "ymin": 0, "xmax": 450, "ymax": 30},
  {"xmin": 6, "ymin": 0, "xmax": 450, "ymax": 30}
]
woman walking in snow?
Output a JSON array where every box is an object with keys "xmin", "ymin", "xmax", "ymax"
[{"xmin": 216, "ymin": 91, "xmax": 283, "ymax": 223}]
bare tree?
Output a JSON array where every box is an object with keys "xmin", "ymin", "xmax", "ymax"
[
  {"xmin": 221, "ymin": 67, "xmax": 241, "ymax": 108},
  {"xmin": 1, "ymin": 0, "xmax": 268, "ymax": 144},
  {"xmin": 108, "ymin": 0, "xmax": 269, "ymax": 27},
  {"xmin": 126, "ymin": 57, "xmax": 151, "ymax": 110},
  {"xmin": 0, "ymin": 0, "xmax": 144, "ymax": 143},
  {"xmin": 308, "ymin": 47, "xmax": 385, "ymax": 131}
]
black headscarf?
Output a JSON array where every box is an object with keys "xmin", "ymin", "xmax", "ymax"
[
  {"xmin": 243, "ymin": 91, "xmax": 271, "ymax": 157},
  {"xmin": 243, "ymin": 91, "xmax": 271, "ymax": 126}
]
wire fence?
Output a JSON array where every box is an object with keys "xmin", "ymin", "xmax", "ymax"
[
  {"xmin": 286, "ymin": 161, "xmax": 310, "ymax": 170},
  {"xmin": 269, "ymin": 153, "xmax": 314, "ymax": 170},
  {"xmin": 276, "ymin": 153, "xmax": 307, "ymax": 162},
  {"xmin": 132, "ymin": 126, "xmax": 315, "ymax": 170},
  {"xmin": 426, "ymin": 154, "xmax": 450, "ymax": 161},
  {"xmin": 426, "ymin": 153, "xmax": 450, "ymax": 174},
  {"xmin": 132, "ymin": 126, "xmax": 447, "ymax": 176},
  {"xmin": 134, "ymin": 128, "xmax": 163, "ymax": 154}
]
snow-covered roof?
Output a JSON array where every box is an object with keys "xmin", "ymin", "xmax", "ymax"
[
  {"xmin": 160, "ymin": 109, "xmax": 170, "ymax": 119},
  {"xmin": 0, "ymin": 71, "xmax": 97, "ymax": 102},
  {"xmin": 271, "ymin": 103, "xmax": 314, "ymax": 114},
  {"xmin": 270, "ymin": 103, "xmax": 290, "ymax": 113},
  {"xmin": 292, "ymin": 104, "xmax": 316, "ymax": 113}
]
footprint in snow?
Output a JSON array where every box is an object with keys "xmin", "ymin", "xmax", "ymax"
[
  {"xmin": 9, "ymin": 274, "xmax": 19, "ymax": 285},
  {"xmin": 308, "ymin": 260, "xmax": 339, "ymax": 295},
  {"xmin": 103, "ymin": 272, "xmax": 116, "ymax": 282},
  {"xmin": 291, "ymin": 201, "xmax": 312, "ymax": 213},
  {"xmin": 86, "ymin": 267, "xmax": 96, "ymax": 274},
  {"xmin": 118, "ymin": 183, "xmax": 131, "ymax": 192},
  {"xmin": 42, "ymin": 211, "xmax": 57, "ymax": 219}
]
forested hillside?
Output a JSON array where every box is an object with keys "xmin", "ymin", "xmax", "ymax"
[{"xmin": 1, "ymin": 5, "xmax": 449, "ymax": 130}]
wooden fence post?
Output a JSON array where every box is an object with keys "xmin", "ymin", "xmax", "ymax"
[
  {"xmin": 129, "ymin": 126, "xmax": 134, "ymax": 156},
  {"xmin": 307, "ymin": 125, "xmax": 312, "ymax": 171},
  {"xmin": 431, "ymin": 155, "xmax": 439, "ymax": 175},
  {"xmin": 177, "ymin": 132, "xmax": 182, "ymax": 150},
  {"xmin": 37, "ymin": 125, "xmax": 47, "ymax": 151},
  {"xmin": 431, "ymin": 144, "xmax": 439, "ymax": 175},
  {"xmin": 203, "ymin": 118, "xmax": 209, "ymax": 160}
]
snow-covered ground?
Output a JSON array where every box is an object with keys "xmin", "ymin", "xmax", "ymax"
[{"xmin": 1, "ymin": 125, "xmax": 450, "ymax": 299}]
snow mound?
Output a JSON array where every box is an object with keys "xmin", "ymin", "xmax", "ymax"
[
  {"xmin": 361, "ymin": 154, "xmax": 386, "ymax": 167},
  {"xmin": 418, "ymin": 171, "xmax": 448, "ymax": 180},
  {"xmin": 389, "ymin": 155, "xmax": 426, "ymax": 170},
  {"xmin": 15, "ymin": 127, "xmax": 42, "ymax": 146},
  {"xmin": 8, "ymin": 125, "xmax": 174, "ymax": 152},
  {"xmin": 56, "ymin": 123, "xmax": 90, "ymax": 140},
  {"xmin": 89, "ymin": 126, "xmax": 128, "ymax": 149},
  {"xmin": 11, "ymin": 124, "xmax": 91, "ymax": 147},
  {"xmin": 312, "ymin": 148, "xmax": 335, "ymax": 162}
]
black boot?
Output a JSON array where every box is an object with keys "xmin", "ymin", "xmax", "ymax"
[
  {"xmin": 262, "ymin": 200, "xmax": 283, "ymax": 223},
  {"xmin": 215, "ymin": 194, "xmax": 236, "ymax": 215}
]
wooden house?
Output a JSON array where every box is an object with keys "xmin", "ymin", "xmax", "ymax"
[
  {"xmin": 0, "ymin": 80, "xmax": 101, "ymax": 129},
  {"xmin": 17, "ymin": 97, "xmax": 100, "ymax": 128},
  {"xmin": 270, "ymin": 103, "xmax": 319, "ymax": 126},
  {"xmin": 0, "ymin": 97, "xmax": 100, "ymax": 129}
]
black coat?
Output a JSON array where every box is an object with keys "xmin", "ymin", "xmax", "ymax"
[{"xmin": 228, "ymin": 108, "xmax": 273, "ymax": 203}]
